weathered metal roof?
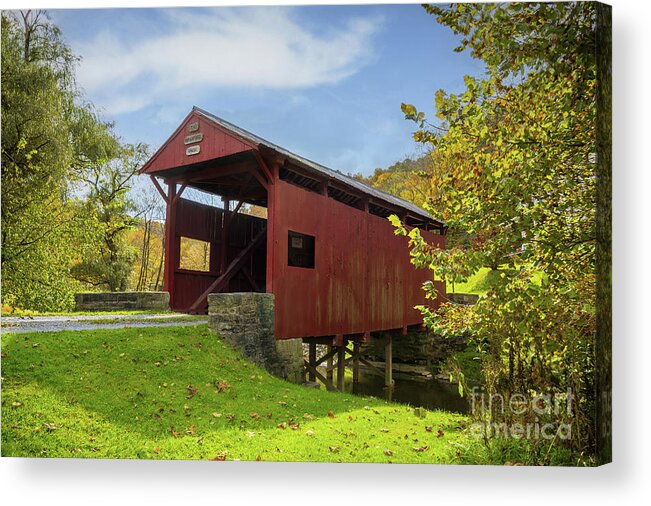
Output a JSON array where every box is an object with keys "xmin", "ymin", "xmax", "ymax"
[{"xmin": 192, "ymin": 106, "xmax": 444, "ymax": 227}]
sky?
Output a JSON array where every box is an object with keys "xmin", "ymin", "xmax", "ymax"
[{"xmin": 45, "ymin": 4, "xmax": 486, "ymax": 177}]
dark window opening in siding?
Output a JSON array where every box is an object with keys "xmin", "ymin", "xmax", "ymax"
[{"xmin": 288, "ymin": 231, "xmax": 315, "ymax": 269}]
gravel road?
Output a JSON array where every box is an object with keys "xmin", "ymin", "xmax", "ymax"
[{"xmin": 1, "ymin": 314, "xmax": 208, "ymax": 333}]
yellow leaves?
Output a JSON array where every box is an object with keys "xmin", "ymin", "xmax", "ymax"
[{"xmin": 211, "ymin": 412, "xmax": 222, "ymax": 418}]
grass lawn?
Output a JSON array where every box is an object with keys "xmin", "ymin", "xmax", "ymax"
[
  {"xmin": 1, "ymin": 324, "xmax": 477, "ymax": 463},
  {"xmin": 450, "ymin": 267, "xmax": 546, "ymax": 295}
]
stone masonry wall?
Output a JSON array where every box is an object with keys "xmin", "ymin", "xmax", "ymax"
[
  {"xmin": 74, "ymin": 292, "xmax": 170, "ymax": 312},
  {"xmin": 208, "ymin": 293, "xmax": 303, "ymax": 383}
]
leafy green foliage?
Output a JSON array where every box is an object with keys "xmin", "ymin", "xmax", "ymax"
[
  {"xmin": 397, "ymin": 2, "xmax": 599, "ymax": 459},
  {"xmin": 71, "ymin": 144, "xmax": 149, "ymax": 291},
  {"xmin": 1, "ymin": 11, "xmax": 120, "ymax": 310}
]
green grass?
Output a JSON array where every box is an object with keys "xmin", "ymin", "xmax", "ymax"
[
  {"xmin": 450, "ymin": 267, "xmax": 546, "ymax": 295},
  {"xmin": 2, "ymin": 325, "xmax": 475, "ymax": 463},
  {"xmin": 86, "ymin": 315, "xmax": 206, "ymax": 325}
]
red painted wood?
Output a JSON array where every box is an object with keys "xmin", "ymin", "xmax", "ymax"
[
  {"xmin": 270, "ymin": 180, "xmax": 444, "ymax": 339},
  {"xmin": 141, "ymin": 111, "xmax": 255, "ymax": 175},
  {"xmin": 168, "ymin": 197, "xmax": 266, "ymax": 312}
]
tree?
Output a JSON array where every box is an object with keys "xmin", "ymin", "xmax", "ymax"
[
  {"xmin": 71, "ymin": 144, "xmax": 149, "ymax": 292},
  {"xmin": 396, "ymin": 2, "xmax": 605, "ymax": 463},
  {"xmin": 1, "ymin": 10, "xmax": 119, "ymax": 310}
]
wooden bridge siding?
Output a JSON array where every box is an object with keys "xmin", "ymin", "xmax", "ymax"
[
  {"xmin": 141, "ymin": 112, "xmax": 253, "ymax": 174},
  {"xmin": 169, "ymin": 198, "xmax": 266, "ymax": 311},
  {"xmin": 271, "ymin": 180, "xmax": 444, "ymax": 339}
]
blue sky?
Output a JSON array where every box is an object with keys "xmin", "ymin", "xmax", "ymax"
[{"xmin": 49, "ymin": 4, "xmax": 485, "ymax": 176}]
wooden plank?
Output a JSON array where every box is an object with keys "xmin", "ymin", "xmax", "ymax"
[{"xmin": 188, "ymin": 226, "xmax": 266, "ymax": 311}]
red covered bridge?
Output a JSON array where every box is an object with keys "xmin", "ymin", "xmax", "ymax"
[{"xmin": 140, "ymin": 107, "xmax": 446, "ymax": 388}]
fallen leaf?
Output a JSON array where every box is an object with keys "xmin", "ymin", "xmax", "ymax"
[
  {"xmin": 348, "ymin": 415, "xmax": 353, "ymax": 422},
  {"xmin": 212, "ymin": 412, "xmax": 222, "ymax": 418},
  {"xmin": 289, "ymin": 423, "xmax": 300, "ymax": 430},
  {"xmin": 250, "ymin": 412, "xmax": 260, "ymax": 420},
  {"xmin": 43, "ymin": 422, "xmax": 57, "ymax": 431},
  {"xmin": 277, "ymin": 422, "xmax": 287, "ymax": 429},
  {"xmin": 154, "ymin": 446, "xmax": 161, "ymax": 454},
  {"xmin": 306, "ymin": 430, "xmax": 314, "ymax": 436},
  {"xmin": 246, "ymin": 431, "xmax": 256, "ymax": 438},
  {"xmin": 437, "ymin": 430, "xmax": 444, "ymax": 438},
  {"xmin": 256, "ymin": 455, "xmax": 262, "ymax": 462},
  {"xmin": 327, "ymin": 411, "xmax": 335, "ymax": 418},
  {"xmin": 11, "ymin": 401, "xmax": 23, "ymax": 408},
  {"xmin": 186, "ymin": 385, "xmax": 199, "ymax": 399},
  {"xmin": 329, "ymin": 446, "xmax": 340, "ymax": 453},
  {"xmin": 384, "ymin": 449, "xmax": 393, "ymax": 456},
  {"xmin": 303, "ymin": 413, "xmax": 314, "ymax": 420},
  {"xmin": 266, "ymin": 412, "xmax": 273, "ymax": 419},
  {"xmin": 425, "ymin": 426, "xmax": 433, "ymax": 432},
  {"xmin": 226, "ymin": 414, "xmax": 235, "ymax": 422},
  {"xmin": 412, "ymin": 445, "xmax": 430, "ymax": 452},
  {"xmin": 212, "ymin": 451, "xmax": 228, "ymax": 461},
  {"xmin": 215, "ymin": 380, "xmax": 230, "ymax": 392},
  {"xmin": 186, "ymin": 425, "xmax": 197, "ymax": 436},
  {"xmin": 278, "ymin": 401, "xmax": 287, "ymax": 406}
]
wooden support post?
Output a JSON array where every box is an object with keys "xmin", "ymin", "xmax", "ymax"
[
  {"xmin": 163, "ymin": 182, "xmax": 177, "ymax": 295},
  {"xmin": 337, "ymin": 345, "xmax": 346, "ymax": 391},
  {"xmin": 308, "ymin": 342, "xmax": 316, "ymax": 383},
  {"xmin": 353, "ymin": 341, "xmax": 360, "ymax": 385},
  {"xmin": 326, "ymin": 345, "xmax": 334, "ymax": 386},
  {"xmin": 385, "ymin": 334, "xmax": 394, "ymax": 388}
]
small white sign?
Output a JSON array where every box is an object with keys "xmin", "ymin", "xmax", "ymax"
[
  {"xmin": 188, "ymin": 121, "xmax": 199, "ymax": 132},
  {"xmin": 184, "ymin": 133, "xmax": 203, "ymax": 145},
  {"xmin": 186, "ymin": 145, "xmax": 201, "ymax": 156},
  {"xmin": 291, "ymin": 237, "xmax": 303, "ymax": 249}
]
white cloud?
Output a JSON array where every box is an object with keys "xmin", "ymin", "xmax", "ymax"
[{"xmin": 76, "ymin": 8, "xmax": 381, "ymax": 115}]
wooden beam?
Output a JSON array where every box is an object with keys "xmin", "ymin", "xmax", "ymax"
[
  {"xmin": 186, "ymin": 163, "xmax": 252, "ymax": 183},
  {"xmin": 254, "ymin": 151, "xmax": 274, "ymax": 184},
  {"xmin": 353, "ymin": 341, "xmax": 360, "ymax": 385},
  {"xmin": 303, "ymin": 360, "xmax": 336, "ymax": 391},
  {"xmin": 150, "ymin": 176, "xmax": 169, "ymax": 203},
  {"xmin": 241, "ymin": 267, "xmax": 259, "ymax": 292},
  {"xmin": 188, "ymin": 227, "xmax": 267, "ymax": 311},
  {"xmin": 171, "ymin": 179, "xmax": 188, "ymax": 205},
  {"xmin": 326, "ymin": 345, "xmax": 334, "ymax": 386},
  {"xmin": 308, "ymin": 343, "xmax": 317, "ymax": 383},
  {"xmin": 337, "ymin": 346, "xmax": 346, "ymax": 391},
  {"xmin": 385, "ymin": 334, "xmax": 394, "ymax": 388}
]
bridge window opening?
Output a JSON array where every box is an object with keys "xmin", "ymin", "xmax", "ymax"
[
  {"xmin": 179, "ymin": 236, "xmax": 211, "ymax": 272},
  {"xmin": 288, "ymin": 231, "xmax": 315, "ymax": 269}
]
